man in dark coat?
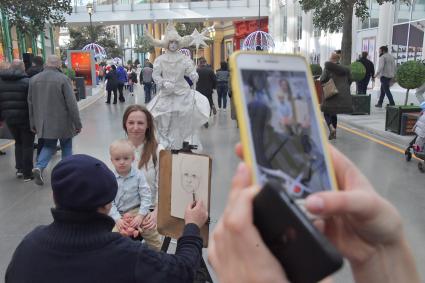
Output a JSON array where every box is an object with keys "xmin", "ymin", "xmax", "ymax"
[
  {"xmin": 25, "ymin": 56, "xmax": 45, "ymax": 156},
  {"xmin": 357, "ymin": 51, "xmax": 375, "ymax": 95},
  {"xmin": 0, "ymin": 60, "xmax": 34, "ymax": 181},
  {"xmin": 105, "ymin": 65, "xmax": 119, "ymax": 104},
  {"xmin": 28, "ymin": 55, "xmax": 82, "ymax": 186},
  {"xmin": 196, "ymin": 57, "xmax": 217, "ymax": 116},
  {"xmin": 5, "ymin": 154, "xmax": 208, "ymax": 283},
  {"xmin": 26, "ymin": 56, "xmax": 44, "ymax": 78}
]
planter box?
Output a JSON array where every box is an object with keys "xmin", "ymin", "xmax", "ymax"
[
  {"xmin": 385, "ymin": 106, "xmax": 421, "ymax": 134},
  {"xmin": 351, "ymin": 94, "xmax": 371, "ymax": 115},
  {"xmin": 400, "ymin": 112, "xmax": 421, "ymax": 136}
]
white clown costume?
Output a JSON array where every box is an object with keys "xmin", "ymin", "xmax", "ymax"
[{"xmin": 145, "ymin": 23, "xmax": 210, "ymax": 150}]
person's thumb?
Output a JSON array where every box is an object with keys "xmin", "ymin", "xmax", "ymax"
[{"xmin": 305, "ymin": 190, "xmax": 380, "ymax": 221}]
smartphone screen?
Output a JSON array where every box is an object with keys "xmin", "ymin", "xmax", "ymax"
[{"xmin": 232, "ymin": 53, "xmax": 337, "ymax": 199}]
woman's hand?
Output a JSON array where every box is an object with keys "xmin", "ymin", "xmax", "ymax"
[
  {"xmin": 116, "ymin": 218, "xmax": 129, "ymax": 234},
  {"xmin": 129, "ymin": 214, "xmax": 144, "ymax": 229},
  {"xmin": 142, "ymin": 209, "xmax": 158, "ymax": 231}
]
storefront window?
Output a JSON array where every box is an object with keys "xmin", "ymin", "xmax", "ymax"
[
  {"xmin": 0, "ymin": 21, "xmax": 5, "ymax": 62},
  {"xmin": 412, "ymin": 0, "xmax": 425, "ymax": 21},
  {"xmin": 359, "ymin": 0, "xmax": 379, "ymax": 29},
  {"xmin": 281, "ymin": 5, "xmax": 287, "ymax": 42},
  {"xmin": 392, "ymin": 20, "xmax": 424, "ymax": 65},
  {"xmin": 396, "ymin": 0, "xmax": 411, "ymax": 23}
]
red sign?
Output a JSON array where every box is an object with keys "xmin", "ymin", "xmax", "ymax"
[
  {"xmin": 70, "ymin": 51, "xmax": 93, "ymax": 86},
  {"xmin": 234, "ymin": 19, "xmax": 269, "ymax": 50}
]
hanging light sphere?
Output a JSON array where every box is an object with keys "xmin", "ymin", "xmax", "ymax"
[
  {"xmin": 82, "ymin": 43, "xmax": 107, "ymax": 60},
  {"xmin": 179, "ymin": 48, "xmax": 191, "ymax": 58},
  {"xmin": 242, "ymin": 31, "xmax": 275, "ymax": 51}
]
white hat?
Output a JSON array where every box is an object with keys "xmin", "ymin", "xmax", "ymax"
[{"xmin": 145, "ymin": 22, "xmax": 193, "ymax": 49}]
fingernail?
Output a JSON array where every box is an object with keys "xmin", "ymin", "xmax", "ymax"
[{"xmin": 306, "ymin": 195, "xmax": 324, "ymax": 212}]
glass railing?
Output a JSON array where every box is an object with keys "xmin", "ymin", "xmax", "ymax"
[{"xmin": 74, "ymin": 0, "xmax": 237, "ymax": 9}]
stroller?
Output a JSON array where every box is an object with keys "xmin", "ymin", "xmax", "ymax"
[{"xmin": 405, "ymin": 108, "xmax": 425, "ymax": 172}]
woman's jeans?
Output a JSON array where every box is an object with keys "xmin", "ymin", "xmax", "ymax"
[{"xmin": 217, "ymin": 84, "xmax": 228, "ymax": 109}]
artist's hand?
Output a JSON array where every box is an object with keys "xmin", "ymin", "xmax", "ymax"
[
  {"xmin": 130, "ymin": 214, "xmax": 144, "ymax": 229},
  {"xmin": 208, "ymin": 163, "xmax": 288, "ymax": 283},
  {"xmin": 189, "ymin": 72, "xmax": 199, "ymax": 83},
  {"xmin": 142, "ymin": 209, "xmax": 158, "ymax": 230},
  {"xmin": 184, "ymin": 200, "xmax": 208, "ymax": 228}
]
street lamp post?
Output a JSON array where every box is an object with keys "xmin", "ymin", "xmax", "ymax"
[{"xmin": 86, "ymin": 3, "xmax": 94, "ymax": 43}]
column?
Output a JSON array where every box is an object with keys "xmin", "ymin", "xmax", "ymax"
[
  {"xmin": 1, "ymin": 13, "xmax": 12, "ymax": 62},
  {"xmin": 49, "ymin": 26, "xmax": 55, "ymax": 55},
  {"xmin": 376, "ymin": 2, "xmax": 394, "ymax": 56},
  {"xmin": 286, "ymin": 0, "xmax": 297, "ymax": 52},
  {"xmin": 154, "ymin": 23, "xmax": 161, "ymax": 59},
  {"xmin": 213, "ymin": 30, "xmax": 224, "ymax": 70}
]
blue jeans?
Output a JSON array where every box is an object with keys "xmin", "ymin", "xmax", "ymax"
[
  {"xmin": 217, "ymin": 84, "xmax": 228, "ymax": 109},
  {"xmin": 378, "ymin": 77, "xmax": 395, "ymax": 105},
  {"xmin": 36, "ymin": 138, "xmax": 73, "ymax": 169},
  {"xmin": 144, "ymin": 83, "xmax": 152, "ymax": 104}
]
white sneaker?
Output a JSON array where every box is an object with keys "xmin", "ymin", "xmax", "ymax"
[{"xmin": 32, "ymin": 168, "xmax": 44, "ymax": 186}]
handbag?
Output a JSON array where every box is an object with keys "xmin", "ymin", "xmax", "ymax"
[{"xmin": 322, "ymin": 78, "xmax": 339, "ymax": 100}]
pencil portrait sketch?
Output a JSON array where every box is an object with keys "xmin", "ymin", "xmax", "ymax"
[{"xmin": 171, "ymin": 153, "xmax": 209, "ymax": 219}]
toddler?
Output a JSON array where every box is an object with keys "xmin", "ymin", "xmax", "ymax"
[{"xmin": 109, "ymin": 139, "xmax": 153, "ymax": 242}]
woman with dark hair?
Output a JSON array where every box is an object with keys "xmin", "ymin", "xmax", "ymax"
[
  {"xmin": 216, "ymin": 61, "xmax": 230, "ymax": 111},
  {"xmin": 320, "ymin": 53, "xmax": 352, "ymax": 140},
  {"xmin": 122, "ymin": 105, "xmax": 163, "ymax": 250},
  {"xmin": 105, "ymin": 65, "xmax": 119, "ymax": 104}
]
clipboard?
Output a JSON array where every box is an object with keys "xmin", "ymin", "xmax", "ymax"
[{"xmin": 157, "ymin": 150, "xmax": 212, "ymax": 247}]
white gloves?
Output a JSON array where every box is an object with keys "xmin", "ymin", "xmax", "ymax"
[
  {"xmin": 163, "ymin": 81, "xmax": 174, "ymax": 90},
  {"xmin": 189, "ymin": 72, "xmax": 199, "ymax": 83}
]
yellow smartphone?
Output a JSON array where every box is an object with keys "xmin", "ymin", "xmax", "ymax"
[{"xmin": 230, "ymin": 52, "xmax": 338, "ymax": 198}]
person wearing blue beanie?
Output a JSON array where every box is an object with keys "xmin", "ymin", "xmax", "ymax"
[{"xmin": 5, "ymin": 154, "xmax": 208, "ymax": 283}]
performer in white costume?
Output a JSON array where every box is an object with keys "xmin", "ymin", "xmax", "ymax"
[{"xmin": 145, "ymin": 23, "xmax": 210, "ymax": 150}]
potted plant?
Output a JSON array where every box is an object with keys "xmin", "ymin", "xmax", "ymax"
[
  {"xmin": 350, "ymin": 62, "xmax": 370, "ymax": 114},
  {"xmin": 385, "ymin": 61, "xmax": 425, "ymax": 134},
  {"xmin": 396, "ymin": 60, "xmax": 425, "ymax": 105}
]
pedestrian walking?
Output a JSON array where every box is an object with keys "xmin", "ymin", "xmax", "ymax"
[
  {"xmin": 28, "ymin": 55, "xmax": 82, "ymax": 186},
  {"xmin": 105, "ymin": 65, "xmax": 119, "ymax": 104},
  {"xmin": 320, "ymin": 53, "xmax": 352, "ymax": 140},
  {"xmin": 117, "ymin": 65, "xmax": 128, "ymax": 102},
  {"xmin": 196, "ymin": 57, "xmax": 217, "ymax": 119},
  {"xmin": 374, "ymin": 46, "xmax": 396, "ymax": 107},
  {"xmin": 140, "ymin": 61, "xmax": 154, "ymax": 104},
  {"xmin": 216, "ymin": 61, "xmax": 230, "ymax": 111},
  {"xmin": 357, "ymin": 51, "xmax": 375, "ymax": 95},
  {"xmin": 0, "ymin": 60, "xmax": 34, "ymax": 181}
]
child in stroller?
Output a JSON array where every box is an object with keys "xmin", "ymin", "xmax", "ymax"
[{"xmin": 405, "ymin": 101, "xmax": 425, "ymax": 172}]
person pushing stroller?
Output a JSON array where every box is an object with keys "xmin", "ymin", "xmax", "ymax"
[{"xmin": 405, "ymin": 101, "xmax": 425, "ymax": 172}]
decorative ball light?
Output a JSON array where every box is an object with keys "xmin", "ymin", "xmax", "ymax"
[
  {"xmin": 242, "ymin": 31, "xmax": 275, "ymax": 51},
  {"xmin": 82, "ymin": 43, "xmax": 107, "ymax": 60},
  {"xmin": 179, "ymin": 48, "xmax": 191, "ymax": 58}
]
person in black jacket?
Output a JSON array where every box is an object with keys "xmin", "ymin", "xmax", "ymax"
[
  {"xmin": 357, "ymin": 51, "xmax": 375, "ymax": 95},
  {"xmin": 25, "ymin": 56, "xmax": 45, "ymax": 157},
  {"xmin": 196, "ymin": 57, "xmax": 217, "ymax": 116},
  {"xmin": 26, "ymin": 56, "xmax": 44, "ymax": 78},
  {"xmin": 0, "ymin": 60, "xmax": 34, "ymax": 181},
  {"xmin": 6, "ymin": 154, "xmax": 208, "ymax": 283},
  {"xmin": 105, "ymin": 65, "xmax": 119, "ymax": 104}
]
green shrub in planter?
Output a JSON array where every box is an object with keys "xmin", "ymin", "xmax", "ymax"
[
  {"xmin": 350, "ymin": 62, "xmax": 366, "ymax": 82},
  {"xmin": 396, "ymin": 61, "xmax": 425, "ymax": 105},
  {"xmin": 310, "ymin": 64, "xmax": 322, "ymax": 77}
]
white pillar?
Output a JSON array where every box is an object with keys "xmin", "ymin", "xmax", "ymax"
[{"xmin": 376, "ymin": 2, "xmax": 394, "ymax": 55}]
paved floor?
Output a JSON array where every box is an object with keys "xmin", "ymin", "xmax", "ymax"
[{"xmin": 0, "ymin": 84, "xmax": 423, "ymax": 281}]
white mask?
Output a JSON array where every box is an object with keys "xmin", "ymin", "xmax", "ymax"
[{"xmin": 168, "ymin": 41, "xmax": 179, "ymax": 52}]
